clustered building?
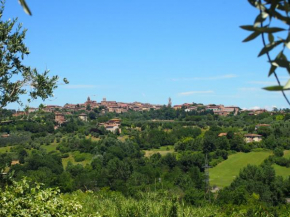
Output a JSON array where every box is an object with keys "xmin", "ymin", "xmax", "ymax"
[
  {"xmin": 12, "ymin": 97, "xmax": 270, "ymax": 118},
  {"xmin": 173, "ymin": 103, "xmax": 241, "ymax": 116},
  {"xmin": 60, "ymin": 97, "xmax": 163, "ymax": 113},
  {"xmin": 4, "ymin": 97, "xmax": 275, "ymax": 140}
]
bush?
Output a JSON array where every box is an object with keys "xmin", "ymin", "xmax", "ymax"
[
  {"xmin": 61, "ymin": 153, "xmax": 69, "ymax": 158},
  {"xmin": 275, "ymin": 157, "xmax": 290, "ymax": 167},
  {"xmin": 209, "ymin": 157, "xmax": 224, "ymax": 167},
  {"xmin": 274, "ymin": 147, "xmax": 284, "ymax": 157},
  {"xmin": 0, "ymin": 178, "xmax": 82, "ymax": 216},
  {"xmin": 74, "ymin": 153, "xmax": 86, "ymax": 162}
]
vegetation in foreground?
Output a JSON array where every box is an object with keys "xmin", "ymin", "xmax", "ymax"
[{"xmin": 2, "ymin": 176, "xmax": 290, "ymax": 217}]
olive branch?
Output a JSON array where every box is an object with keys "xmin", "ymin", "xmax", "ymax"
[{"xmin": 242, "ymin": 0, "xmax": 290, "ymax": 106}]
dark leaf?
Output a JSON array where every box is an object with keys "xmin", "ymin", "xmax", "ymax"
[
  {"xmin": 256, "ymin": 27, "xmax": 285, "ymax": 33},
  {"xmin": 254, "ymin": 13, "xmax": 268, "ymax": 27},
  {"xmin": 271, "ymin": 59, "xmax": 289, "ymax": 68},
  {"xmin": 268, "ymin": 33, "xmax": 274, "ymax": 43},
  {"xmin": 240, "ymin": 25, "xmax": 256, "ymax": 31},
  {"xmin": 243, "ymin": 31, "xmax": 261, "ymax": 42},
  {"xmin": 268, "ymin": 65, "xmax": 277, "ymax": 77},
  {"xmin": 258, "ymin": 41, "xmax": 283, "ymax": 57},
  {"xmin": 248, "ymin": 0, "xmax": 256, "ymax": 7},
  {"xmin": 263, "ymin": 85, "xmax": 285, "ymax": 91},
  {"xmin": 18, "ymin": 0, "xmax": 32, "ymax": 16},
  {"xmin": 273, "ymin": 10, "xmax": 290, "ymax": 24}
]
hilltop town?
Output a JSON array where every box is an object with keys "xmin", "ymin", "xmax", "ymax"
[{"xmin": 11, "ymin": 96, "xmax": 267, "ymax": 118}]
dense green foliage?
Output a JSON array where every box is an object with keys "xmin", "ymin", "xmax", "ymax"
[
  {"xmin": 2, "ymin": 106, "xmax": 290, "ymax": 214},
  {"xmin": 0, "ymin": 178, "xmax": 82, "ymax": 216}
]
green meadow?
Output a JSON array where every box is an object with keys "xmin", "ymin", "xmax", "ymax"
[
  {"xmin": 144, "ymin": 145, "xmax": 175, "ymax": 157},
  {"xmin": 209, "ymin": 151, "xmax": 272, "ymax": 188}
]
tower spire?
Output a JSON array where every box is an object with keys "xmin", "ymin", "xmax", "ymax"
[{"xmin": 168, "ymin": 97, "xmax": 172, "ymax": 107}]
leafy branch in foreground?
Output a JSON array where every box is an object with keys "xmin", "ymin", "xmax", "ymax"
[
  {"xmin": 0, "ymin": 178, "xmax": 82, "ymax": 216},
  {"xmin": 0, "ymin": 2, "xmax": 68, "ymax": 108},
  {"xmin": 242, "ymin": 0, "xmax": 290, "ymax": 105}
]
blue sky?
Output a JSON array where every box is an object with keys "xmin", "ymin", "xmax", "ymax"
[{"xmin": 3, "ymin": 0, "xmax": 290, "ymax": 110}]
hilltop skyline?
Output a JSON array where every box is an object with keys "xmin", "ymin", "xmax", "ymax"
[{"xmin": 3, "ymin": 1, "xmax": 290, "ymax": 110}]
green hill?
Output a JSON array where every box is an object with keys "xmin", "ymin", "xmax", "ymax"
[{"xmin": 209, "ymin": 151, "xmax": 272, "ymax": 188}]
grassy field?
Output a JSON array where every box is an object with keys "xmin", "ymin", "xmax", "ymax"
[
  {"xmin": 62, "ymin": 151, "xmax": 93, "ymax": 168},
  {"xmin": 209, "ymin": 151, "xmax": 272, "ymax": 188},
  {"xmin": 118, "ymin": 135, "xmax": 129, "ymax": 142},
  {"xmin": 284, "ymin": 150, "xmax": 290, "ymax": 158},
  {"xmin": 40, "ymin": 142, "xmax": 58, "ymax": 153},
  {"xmin": 272, "ymin": 164, "xmax": 290, "ymax": 179},
  {"xmin": 0, "ymin": 146, "xmax": 12, "ymax": 153},
  {"xmin": 144, "ymin": 145, "xmax": 175, "ymax": 157},
  {"xmin": 86, "ymin": 135, "xmax": 100, "ymax": 142},
  {"xmin": 270, "ymin": 150, "xmax": 290, "ymax": 179}
]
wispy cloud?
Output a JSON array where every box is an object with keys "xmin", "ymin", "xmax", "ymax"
[
  {"xmin": 238, "ymin": 87, "xmax": 261, "ymax": 92},
  {"xmin": 171, "ymin": 74, "xmax": 237, "ymax": 82},
  {"xmin": 62, "ymin": 85, "xmax": 98, "ymax": 89},
  {"xmin": 247, "ymin": 81, "xmax": 277, "ymax": 85},
  {"xmin": 178, "ymin": 90, "xmax": 214, "ymax": 96},
  {"xmin": 247, "ymin": 79, "xmax": 289, "ymax": 86}
]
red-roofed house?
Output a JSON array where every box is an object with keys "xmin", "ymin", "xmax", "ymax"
[{"xmin": 244, "ymin": 134, "xmax": 262, "ymax": 143}]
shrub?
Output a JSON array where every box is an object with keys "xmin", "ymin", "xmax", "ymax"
[
  {"xmin": 0, "ymin": 178, "xmax": 82, "ymax": 216},
  {"xmin": 274, "ymin": 147, "xmax": 284, "ymax": 157},
  {"xmin": 61, "ymin": 153, "xmax": 69, "ymax": 158},
  {"xmin": 74, "ymin": 153, "xmax": 86, "ymax": 162}
]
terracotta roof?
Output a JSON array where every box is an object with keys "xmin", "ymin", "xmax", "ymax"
[
  {"xmin": 54, "ymin": 112, "xmax": 64, "ymax": 115},
  {"xmin": 105, "ymin": 124, "xmax": 118, "ymax": 128},
  {"xmin": 244, "ymin": 134, "xmax": 262, "ymax": 137},
  {"xmin": 11, "ymin": 160, "xmax": 19, "ymax": 166},
  {"xmin": 256, "ymin": 124, "xmax": 270, "ymax": 127},
  {"xmin": 218, "ymin": 133, "xmax": 227, "ymax": 137}
]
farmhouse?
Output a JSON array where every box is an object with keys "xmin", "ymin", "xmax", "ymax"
[
  {"xmin": 11, "ymin": 160, "xmax": 20, "ymax": 166},
  {"xmin": 108, "ymin": 118, "xmax": 121, "ymax": 125},
  {"xmin": 1, "ymin": 133, "xmax": 9, "ymax": 138},
  {"xmin": 255, "ymin": 124, "xmax": 270, "ymax": 131},
  {"xmin": 79, "ymin": 113, "xmax": 88, "ymax": 122},
  {"xmin": 100, "ymin": 118, "xmax": 122, "ymax": 134},
  {"xmin": 244, "ymin": 134, "xmax": 262, "ymax": 143},
  {"xmin": 218, "ymin": 133, "xmax": 227, "ymax": 137},
  {"xmin": 105, "ymin": 124, "xmax": 120, "ymax": 133}
]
